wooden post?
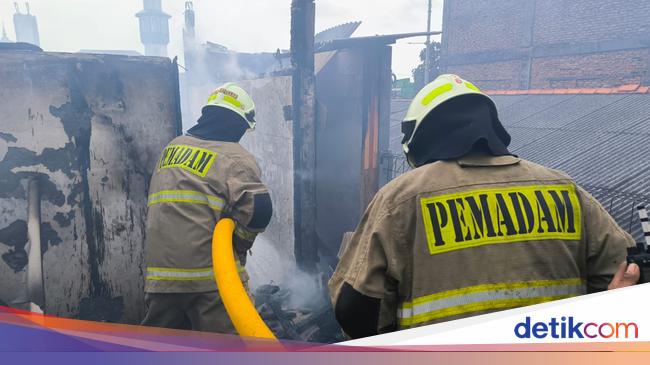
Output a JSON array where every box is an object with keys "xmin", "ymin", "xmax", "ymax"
[{"xmin": 291, "ymin": 0, "xmax": 317, "ymax": 271}]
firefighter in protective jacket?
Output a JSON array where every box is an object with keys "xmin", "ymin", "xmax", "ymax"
[
  {"xmin": 329, "ymin": 74, "xmax": 640, "ymax": 338},
  {"xmin": 142, "ymin": 83, "xmax": 272, "ymax": 333}
]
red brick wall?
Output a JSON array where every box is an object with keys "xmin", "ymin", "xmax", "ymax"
[
  {"xmin": 450, "ymin": 60, "xmax": 525, "ymax": 90},
  {"xmin": 533, "ymin": 0, "xmax": 650, "ymax": 46},
  {"xmin": 443, "ymin": 0, "xmax": 650, "ymax": 89},
  {"xmin": 531, "ymin": 49, "xmax": 649, "ymax": 89},
  {"xmin": 445, "ymin": 0, "xmax": 531, "ymax": 54}
]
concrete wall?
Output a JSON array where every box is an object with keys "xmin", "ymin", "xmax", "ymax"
[
  {"xmin": 442, "ymin": 0, "xmax": 650, "ymax": 89},
  {"xmin": 238, "ymin": 77, "xmax": 296, "ymax": 287},
  {"xmin": 0, "ymin": 50, "xmax": 180, "ymax": 323}
]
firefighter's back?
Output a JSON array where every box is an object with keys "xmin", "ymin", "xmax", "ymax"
[
  {"xmin": 375, "ymin": 154, "xmax": 629, "ymax": 329},
  {"xmin": 144, "ymin": 134, "xmax": 259, "ymax": 294}
]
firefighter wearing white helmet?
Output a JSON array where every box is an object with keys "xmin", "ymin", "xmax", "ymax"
[
  {"xmin": 204, "ymin": 82, "xmax": 258, "ymax": 130},
  {"xmin": 142, "ymin": 82, "xmax": 272, "ymax": 333},
  {"xmin": 329, "ymin": 74, "xmax": 639, "ymax": 338}
]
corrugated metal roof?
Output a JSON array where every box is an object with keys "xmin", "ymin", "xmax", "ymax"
[
  {"xmin": 497, "ymin": 95, "xmax": 576, "ymax": 125},
  {"xmin": 496, "ymin": 94, "xmax": 650, "ymax": 242},
  {"xmin": 314, "ymin": 22, "xmax": 362, "ymax": 44},
  {"xmin": 388, "ymin": 93, "xmax": 650, "ymax": 242},
  {"xmin": 507, "ymin": 95, "xmax": 628, "ymax": 129}
]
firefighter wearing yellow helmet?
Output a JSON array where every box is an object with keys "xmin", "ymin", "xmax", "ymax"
[
  {"xmin": 329, "ymin": 74, "xmax": 639, "ymax": 338},
  {"xmin": 141, "ymin": 82, "xmax": 272, "ymax": 333}
]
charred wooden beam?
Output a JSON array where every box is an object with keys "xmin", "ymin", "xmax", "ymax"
[{"xmin": 291, "ymin": 0, "xmax": 318, "ymax": 271}]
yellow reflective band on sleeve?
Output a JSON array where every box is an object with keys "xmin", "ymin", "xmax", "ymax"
[
  {"xmin": 148, "ymin": 190, "xmax": 225, "ymax": 211},
  {"xmin": 158, "ymin": 144, "xmax": 216, "ymax": 177},
  {"xmin": 421, "ymin": 184, "xmax": 582, "ymax": 256},
  {"xmin": 146, "ymin": 267, "xmax": 214, "ymax": 281},
  {"xmin": 421, "ymin": 83, "xmax": 453, "ymax": 106},
  {"xmin": 398, "ymin": 278, "xmax": 585, "ymax": 327}
]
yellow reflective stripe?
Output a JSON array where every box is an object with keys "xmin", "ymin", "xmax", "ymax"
[
  {"xmin": 146, "ymin": 276, "xmax": 214, "ymax": 281},
  {"xmin": 399, "ymin": 295, "xmax": 572, "ymax": 327},
  {"xmin": 421, "ymin": 83, "xmax": 453, "ymax": 106},
  {"xmin": 223, "ymin": 94, "xmax": 243, "ymax": 109},
  {"xmin": 148, "ymin": 190, "xmax": 223, "ymax": 200},
  {"xmin": 147, "ymin": 267, "xmax": 213, "ymax": 273},
  {"xmin": 146, "ymin": 267, "xmax": 214, "ymax": 281},
  {"xmin": 398, "ymin": 278, "xmax": 585, "ymax": 327},
  {"xmin": 402, "ymin": 278, "xmax": 584, "ymax": 308},
  {"xmin": 148, "ymin": 190, "xmax": 225, "ymax": 211}
]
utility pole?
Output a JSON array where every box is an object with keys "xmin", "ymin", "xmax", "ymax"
[
  {"xmin": 424, "ymin": 0, "xmax": 432, "ymax": 83},
  {"xmin": 290, "ymin": 0, "xmax": 317, "ymax": 271}
]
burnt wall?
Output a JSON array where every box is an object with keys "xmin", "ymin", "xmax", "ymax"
[
  {"xmin": 314, "ymin": 46, "xmax": 392, "ymax": 263},
  {"xmin": 0, "ymin": 50, "xmax": 180, "ymax": 323}
]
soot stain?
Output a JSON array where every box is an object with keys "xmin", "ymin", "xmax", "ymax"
[
  {"xmin": 0, "ymin": 220, "xmax": 28, "ymax": 272},
  {"xmin": 50, "ymin": 66, "xmax": 124, "ymax": 321}
]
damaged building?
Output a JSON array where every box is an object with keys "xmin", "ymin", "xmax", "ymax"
[
  {"xmin": 1, "ymin": 0, "xmax": 646, "ymax": 343},
  {"xmin": 0, "ymin": 6, "xmax": 415, "ymax": 337},
  {"xmin": 0, "ymin": 46, "xmax": 181, "ymax": 322},
  {"xmin": 179, "ymin": 2, "xmax": 434, "ymax": 287}
]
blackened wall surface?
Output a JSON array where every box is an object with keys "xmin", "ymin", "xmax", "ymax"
[
  {"xmin": 314, "ymin": 46, "xmax": 392, "ymax": 263},
  {"xmin": 442, "ymin": 0, "xmax": 650, "ymax": 89},
  {"xmin": 0, "ymin": 50, "xmax": 180, "ymax": 323}
]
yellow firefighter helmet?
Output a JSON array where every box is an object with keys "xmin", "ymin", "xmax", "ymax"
[{"xmin": 204, "ymin": 82, "xmax": 257, "ymax": 130}]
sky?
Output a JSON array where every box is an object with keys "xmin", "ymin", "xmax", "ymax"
[{"xmin": 0, "ymin": 0, "xmax": 443, "ymax": 79}]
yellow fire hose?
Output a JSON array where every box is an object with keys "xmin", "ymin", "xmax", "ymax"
[{"xmin": 211, "ymin": 218, "xmax": 277, "ymax": 340}]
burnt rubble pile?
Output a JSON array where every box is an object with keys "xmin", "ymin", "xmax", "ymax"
[{"xmin": 254, "ymin": 284, "xmax": 345, "ymax": 343}]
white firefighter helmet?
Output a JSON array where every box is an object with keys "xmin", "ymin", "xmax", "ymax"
[
  {"xmin": 402, "ymin": 74, "xmax": 495, "ymax": 155},
  {"xmin": 204, "ymin": 82, "xmax": 257, "ymax": 130}
]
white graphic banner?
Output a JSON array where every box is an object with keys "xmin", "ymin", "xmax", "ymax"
[{"xmin": 343, "ymin": 283, "xmax": 650, "ymax": 346}]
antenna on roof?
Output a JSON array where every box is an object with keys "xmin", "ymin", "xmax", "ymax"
[{"xmin": 26, "ymin": 2, "xmax": 30, "ymax": 14}]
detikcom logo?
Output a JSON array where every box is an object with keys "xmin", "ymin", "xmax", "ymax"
[{"xmin": 514, "ymin": 316, "xmax": 639, "ymax": 339}]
